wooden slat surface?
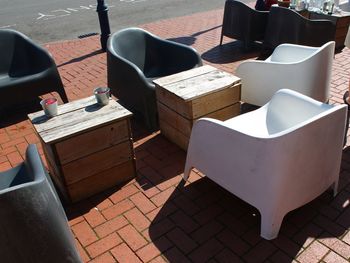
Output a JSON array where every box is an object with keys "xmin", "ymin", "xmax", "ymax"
[
  {"xmin": 153, "ymin": 65, "xmax": 216, "ymax": 87},
  {"xmin": 67, "ymin": 160, "xmax": 136, "ymax": 202},
  {"xmin": 156, "ymin": 68, "xmax": 241, "ymax": 102},
  {"xmin": 55, "ymin": 120, "xmax": 129, "ymax": 165},
  {"xmin": 204, "ymin": 102, "xmax": 241, "ymax": 121},
  {"xmin": 157, "ymin": 102, "xmax": 193, "ymax": 138},
  {"xmin": 160, "ymin": 120, "xmax": 189, "ymax": 151},
  {"xmin": 191, "ymin": 83, "xmax": 241, "ymax": 118},
  {"xmin": 28, "ymin": 96, "xmax": 100, "ymax": 120},
  {"xmin": 156, "ymin": 86, "xmax": 193, "ymax": 119},
  {"xmin": 62, "ymin": 141, "xmax": 133, "ymax": 185},
  {"xmin": 28, "ymin": 97, "xmax": 132, "ymax": 144},
  {"xmin": 158, "ymin": 102, "xmax": 241, "ymax": 151}
]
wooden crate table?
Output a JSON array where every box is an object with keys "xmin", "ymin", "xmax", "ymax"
[
  {"xmin": 154, "ymin": 65, "xmax": 241, "ymax": 150},
  {"xmin": 28, "ymin": 96, "xmax": 136, "ymax": 203},
  {"xmin": 308, "ymin": 11, "xmax": 350, "ymax": 50}
]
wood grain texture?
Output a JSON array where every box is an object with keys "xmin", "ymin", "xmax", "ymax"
[
  {"xmin": 67, "ymin": 160, "xmax": 136, "ymax": 202},
  {"xmin": 156, "ymin": 66, "xmax": 242, "ymax": 151},
  {"xmin": 153, "ymin": 65, "xmax": 216, "ymax": 86},
  {"xmin": 62, "ymin": 141, "xmax": 133, "ymax": 185},
  {"xmin": 159, "ymin": 120, "xmax": 189, "ymax": 151},
  {"xmin": 29, "ymin": 97, "xmax": 136, "ymax": 203},
  {"xmin": 55, "ymin": 120, "xmax": 129, "ymax": 165},
  {"xmin": 156, "ymin": 68, "xmax": 240, "ymax": 102},
  {"xmin": 158, "ymin": 102, "xmax": 240, "ymax": 150},
  {"xmin": 158, "ymin": 102, "xmax": 193, "ymax": 138},
  {"xmin": 28, "ymin": 97, "xmax": 132, "ymax": 144},
  {"xmin": 191, "ymin": 83, "xmax": 241, "ymax": 119}
]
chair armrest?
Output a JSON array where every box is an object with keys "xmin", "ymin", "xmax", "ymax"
[{"xmin": 185, "ymin": 117, "xmax": 282, "ymax": 203}]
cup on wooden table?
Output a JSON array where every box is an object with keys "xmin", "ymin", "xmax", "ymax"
[
  {"xmin": 40, "ymin": 98, "xmax": 58, "ymax": 117},
  {"xmin": 94, "ymin": 87, "xmax": 110, "ymax": 106}
]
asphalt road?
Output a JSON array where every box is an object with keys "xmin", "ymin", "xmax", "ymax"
[{"xmin": 0, "ymin": 0, "xmax": 227, "ymax": 44}]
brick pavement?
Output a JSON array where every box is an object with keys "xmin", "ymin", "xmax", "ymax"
[{"xmin": 1, "ymin": 8, "xmax": 350, "ymax": 263}]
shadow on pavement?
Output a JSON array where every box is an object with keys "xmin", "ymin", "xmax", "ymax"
[{"xmin": 147, "ymin": 150, "xmax": 350, "ymax": 262}]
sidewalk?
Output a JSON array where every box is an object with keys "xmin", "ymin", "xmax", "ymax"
[{"xmin": 1, "ymin": 8, "xmax": 350, "ymax": 263}]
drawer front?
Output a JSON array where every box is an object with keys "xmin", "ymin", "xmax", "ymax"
[
  {"xmin": 202, "ymin": 102, "xmax": 241, "ymax": 122},
  {"xmin": 158, "ymin": 101, "xmax": 193, "ymax": 138},
  {"xmin": 67, "ymin": 160, "xmax": 136, "ymax": 202},
  {"xmin": 191, "ymin": 83, "xmax": 241, "ymax": 119},
  {"xmin": 62, "ymin": 140, "xmax": 133, "ymax": 185},
  {"xmin": 55, "ymin": 119, "xmax": 130, "ymax": 165},
  {"xmin": 156, "ymin": 85, "xmax": 193, "ymax": 121},
  {"xmin": 160, "ymin": 120, "xmax": 190, "ymax": 151}
]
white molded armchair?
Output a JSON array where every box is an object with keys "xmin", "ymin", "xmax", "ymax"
[
  {"xmin": 236, "ymin": 41, "xmax": 335, "ymax": 106},
  {"xmin": 184, "ymin": 89, "xmax": 347, "ymax": 240}
]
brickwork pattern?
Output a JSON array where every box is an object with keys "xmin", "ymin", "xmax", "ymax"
[{"xmin": 1, "ymin": 8, "xmax": 350, "ymax": 263}]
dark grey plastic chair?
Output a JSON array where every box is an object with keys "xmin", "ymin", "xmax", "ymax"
[
  {"xmin": 0, "ymin": 29, "xmax": 68, "ymax": 111},
  {"xmin": 107, "ymin": 27, "xmax": 203, "ymax": 131},
  {"xmin": 0, "ymin": 144, "xmax": 81, "ymax": 263},
  {"xmin": 263, "ymin": 6, "xmax": 336, "ymax": 51},
  {"xmin": 220, "ymin": 0, "xmax": 269, "ymax": 49}
]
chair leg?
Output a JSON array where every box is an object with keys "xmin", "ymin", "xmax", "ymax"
[
  {"xmin": 58, "ymin": 89, "xmax": 69, "ymax": 103},
  {"xmin": 183, "ymin": 163, "xmax": 192, "ymax": 181},
  {"xmin": 220, "ymin": 32, "xmax": 224, "ymax": 46},
  {"xmin": 260, "ymin": 209, "xmax": 285, "ymax": 240},
  {"xmin": 343, "ymin": 91, "xmax": 349, "ymax": 146},
  {"xmin": 333, "ymin": 180, "xmax": 339, "ymax": 197}
]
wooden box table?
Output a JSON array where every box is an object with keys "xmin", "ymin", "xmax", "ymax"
[
  {"xmin": 28, "ymin": 96, "xmax": 136, "ymax": 203},
  {"xmin": 154, "ymin": 65, "xmax": 241, "ymax": 150},
  {"xmin": 308, "ymin": 11, "xmax": 350, "ymax": 49}
]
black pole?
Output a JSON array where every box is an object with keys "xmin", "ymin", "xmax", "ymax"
[{"xmin": 96, "ymin": 0, "xmax": 111, "ymax": 51}]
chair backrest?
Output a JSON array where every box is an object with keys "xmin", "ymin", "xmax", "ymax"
[
  {"xmin": 109, "ymin": 28, "xmax": 149, "ymax": 71},
  {"xmin": 265, "ymin": 89, "xmax": 334, "ymax": 134},
  {"xmin": 222, "ymin": 0, "xmax": 269, "ymax": 42},
  {"xmin": 263, "ymin": 6, "xmax": 335, "ymax": 50},
  {"xmin": 0, "ymin": 144, "xmax": 82, "ymax": 263},
  {"xmin": 0, "ymin": 29, "xmax": 51, "ymax": 76},
  {"xmin": 0, "ymin": 30, "xmax": 16, "ymax": 74}
]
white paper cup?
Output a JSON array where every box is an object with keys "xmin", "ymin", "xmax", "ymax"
[
  {"xmin": 94, "ymin": 87, "xmax": 110, "ymax": 106},
  {"xmin": 40, "ymin": 98, "xmax": 58, "ymax": 117}
]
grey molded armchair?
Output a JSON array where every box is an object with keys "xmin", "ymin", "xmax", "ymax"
[
  {"xmin": 0, "ymin": 144, "xmax": 81, "ymax": 263},
  {"xmin": 0, "ymin": 29, "xmax": 68, "ymax": 111},
  {"xmin": 220, "ymin": 0, "xmax": 269, "ymax": 49},
  {"xmin": 107, "ymin": 27, "xmax": 203, "ymax": 131},
  {"xmin": 263, "ymin": 6, "xmax": 336, "ymax": 51}
]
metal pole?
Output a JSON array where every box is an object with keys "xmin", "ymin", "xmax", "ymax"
[{"xmin": 96, "ymin": 0, "xmax": 111, "ymax": 51}]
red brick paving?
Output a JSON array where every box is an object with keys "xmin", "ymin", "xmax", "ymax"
[{"xmin": 1, "ymin": 7, "xmax": 350, "ymax": 263}]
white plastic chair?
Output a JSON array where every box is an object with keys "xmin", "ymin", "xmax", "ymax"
[
  {"xmin": 236, "ymin": 41, "xmax": 335, "ymax": 106},
  {"xmin": 184, "ymin": 89, "xmax": 347, "ymax": 240}
]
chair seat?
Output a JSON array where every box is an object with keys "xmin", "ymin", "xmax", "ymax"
[{"xmin": 224, "ymin": 109, "xmax": 270, "ymax": 136}]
